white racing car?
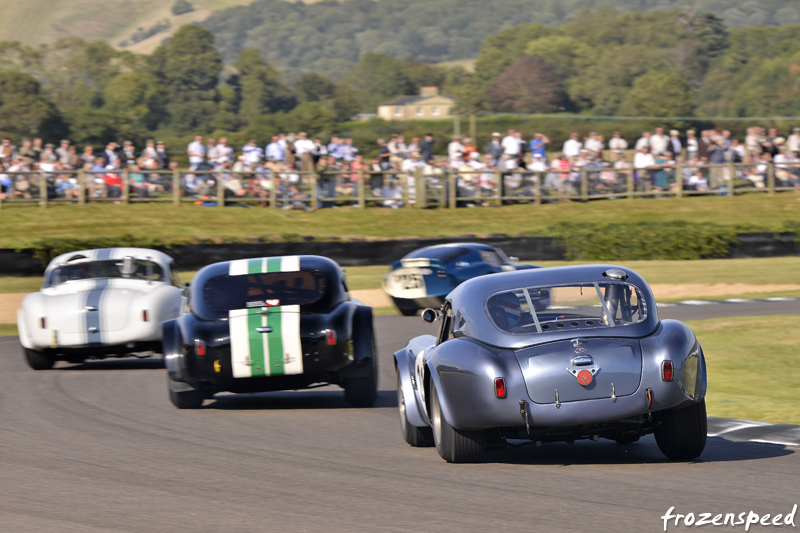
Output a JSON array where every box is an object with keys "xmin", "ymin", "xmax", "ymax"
[{"xmin": 17, "ymin": 247, "xmax": 185, "ymax": 369}]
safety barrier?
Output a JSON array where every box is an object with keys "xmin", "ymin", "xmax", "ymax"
[{"xmin": 0, "ymin": 162, "xmax": 796, "ymax": 209}]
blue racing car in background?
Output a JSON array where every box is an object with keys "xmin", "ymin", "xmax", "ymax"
[{"xmin": 382, "ymin": 243, "xmax": 539, "ymax": 316}]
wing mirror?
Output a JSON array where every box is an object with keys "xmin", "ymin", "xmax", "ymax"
[
  {"xmin": 180, "ymin": 285, "xmax": 191, "ymax": 298},
  {"xmin": 508, "ymin": 256, "xmax": 519, "ymax": 264},
  {"xmin": 421, "ymin": 308, "xmax": 440, "ymax": 324},
  {"xmin": 455, "ymin": 261, "xmax": 469, "ymax": 268}
]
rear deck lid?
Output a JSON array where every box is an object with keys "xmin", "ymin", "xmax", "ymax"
[{"xmin": 515, "ymin": 337, "xmax": 642, "ymax": 404}]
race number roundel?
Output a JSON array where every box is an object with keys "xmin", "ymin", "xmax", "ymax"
[{"xmin": 577, "ymin": 370, "xmax": 593, "ymax": 386}]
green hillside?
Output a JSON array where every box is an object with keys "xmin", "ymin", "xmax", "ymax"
[{"xmin": 0, "ymin": 0, "xmax": 251, "ymax": 52}]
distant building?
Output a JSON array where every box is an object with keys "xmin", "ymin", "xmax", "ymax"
[{"xmin": 377, "ymin": 87, "xmax": 456, "ymax": 121}]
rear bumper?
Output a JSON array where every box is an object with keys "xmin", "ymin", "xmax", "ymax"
[{"xmin": 42, "ymin": 341, "xmax": 162, "ymax": 360}]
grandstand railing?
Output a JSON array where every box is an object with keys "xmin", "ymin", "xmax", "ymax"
[{"xmin": 0, "ymin": 162, "xmax": 796, "ymax": 209}]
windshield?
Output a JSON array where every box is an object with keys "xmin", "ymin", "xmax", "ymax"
[
  {"xmin": 45, "ymin": 259, "xmax": 165, "ymax": 287},
  {"xmin": 486, "ymin": 282, "xmax": 646, "ymax": 334},
  {"xmin": 202, "ymin": 271, "xmax": 326, "ymax": 316}
]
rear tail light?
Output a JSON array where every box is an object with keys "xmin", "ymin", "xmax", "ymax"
[
  {"xmin": 142, "ymin": 310, "xmax": 148, "ymax": 322},
  {"xmin": 326, "ymin": 330, "xmax": 337, "ymax": 346},
  {"xmin": 662, "ymin": 360, "xmax": 673, "ymax": 381},
  {"xmin": 195, "ymin": 340, "xmax": 206, "ymax": 356},
  {"xmin": 494, "ymin": 377, "xmax": 507, "ymax": 399},
  {"xmin": 40, "ymin": 317, "xmax": 46, "ymax": 329}
]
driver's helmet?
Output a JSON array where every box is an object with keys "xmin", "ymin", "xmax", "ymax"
[{"xmin": 488, "ymin": 291, "xmax": 523, "ymax": 329}]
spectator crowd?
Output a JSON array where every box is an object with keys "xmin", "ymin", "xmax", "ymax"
[{"xmin": 1, "ymin": 126, "xmax": 799, "ymax": 208}]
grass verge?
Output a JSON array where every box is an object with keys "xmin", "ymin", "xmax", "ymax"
[
  {"xmin": 689, "ymin": 314, "xmax": 800, "ymax": 425},
  {"xmin": 1, "ymin": 194, "xmax": 798, "ymax": 248}
]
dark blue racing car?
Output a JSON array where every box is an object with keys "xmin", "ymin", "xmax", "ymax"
[{"xmin": 382, "ymin": 243, "xmax": 539, "ymax": 316}]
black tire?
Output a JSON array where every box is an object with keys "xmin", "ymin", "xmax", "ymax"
[
  {"xmin": 430, "ymin": 383, "xmax": 484, "ymax": 463},
  {"xmin": 399, "ymin": 307, "xmax": 418, "ymax": 317},
  {"xmin": 343, "ymin": 309, "xmax": 378, "ymax": 407},
  {"xmin": 397, "ymin": 372, "xmax": 434, "ymax": 447},
  {"xmin": 24, "ymin": 347, "xmax": 55, "ymax": 370},
  {"xmin": 654, "ymin": 400, "xmax": 707, "ymax": 460},
  {"xmin": 167, "ymin": 376, "xmax": 204, "ymax": 409}
]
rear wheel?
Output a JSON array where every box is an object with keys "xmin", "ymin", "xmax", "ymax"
[
  {"xmin": 167, "ymin": 376, "xmax": 204, "ymax": 409},
  {"xmin": 24, "ymin": 347, "xmax": 55, "ymax": 370},
  {"xmin": 654, "ymin": 400, "xmax": 707, "ymax": 460},
  {"xmin": 397, "ymin": 373, "xmax": 433, "ymax": 447},
  {"xmin": 344, "ymin": 309, "xmax": 378, "ymax": 408},
  {"xmin": 431, "ymin": 383, "xmax": 484, "ymax": 463}
]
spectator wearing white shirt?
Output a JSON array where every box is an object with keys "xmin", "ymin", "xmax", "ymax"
[
  {"xmin": 562, "ymin": 132, "xmax": 582, "ymax": 158},
  {"xmin": 447, "ymin": 137, "xmax": 464, "ymax": 160},
  {"xmin": 787, "ymin": 127, "xmax": 800, "ymax": 154},
  {"xmin": 217, "ymin": 137, "xmax": 234, "ymax": 164},
  {"xmin": 634, "ymin": 146, "xmax": 656, "ymax": 189},
  {"xmin": 501, "ymin": 129, "xmax": 520, "ymax": 156},
  {"xmin": 584, "ymin": 132, "xmax": 604, "ymax": 156},
  {"xmin": 242, "ymin": 139, "xmax": 264, "ymax": 169},
  {"xmin": 608, "ymin": 132, "xmax": 628, "ymax": 159},
  {"xmin": 265, "ymin": 135, "xmax": 284, "ymax": 162},
  {"xmin": 187, "ymin": 135, "xmax": 205, "ymax": 171},
  {"xmin": 294, "ymin": 132, "xmax": 316, "ymax": 172},
  {"xmin": 635, "ymin": 132, "xmax": 651, "ymax": 151},
  {"xmin": 650, "ymin": 127, "xmax": 669, "ymax": 156}
]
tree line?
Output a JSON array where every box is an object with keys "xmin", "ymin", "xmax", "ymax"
[{"xmin": 1, "ymin": 6, "xmax": 800, "ymax": 152}]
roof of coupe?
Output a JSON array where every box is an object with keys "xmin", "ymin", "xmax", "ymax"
[
  {"xmin": 448, "ymin": 264, "xmax": 660, "ymax": 349},
  {"xmin": 45, "ymin": 247, "xmax": 175, "ymax": 274}
]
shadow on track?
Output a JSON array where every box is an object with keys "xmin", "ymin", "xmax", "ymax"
[
  {"xmin": 56, "ymin": 357, "xmax": 165, "ymax": 371},
  {"xmin": 204, "ymin": 389, "xmax": 397, "ymax": 410},
  {"xmin": 485, "ymin": 435, "xmax": 794, "ymax": 465}
]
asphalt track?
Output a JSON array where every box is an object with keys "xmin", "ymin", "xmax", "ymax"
[{"xmin": 1, "ymin": 300, "xmax": 798, "ymax": 532}]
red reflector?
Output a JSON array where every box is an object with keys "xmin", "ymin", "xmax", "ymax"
[
  {"xmin": 662, "ymin": 361, "xmax": 673, "ymax": 381},
  {"xmin": 142, "ymin": 309, "xmax": 148, "ymax": 322},
  {"xmin": 195, "ymin": 340, "xmax": 206, "ymax": 356},
  {"xmin": 40, "ymin": 317, "xmax": 46, "ymax": 329},
  {"xmin": 327, "ymin": 330, "xmax": 336, "ymax": 346},
  {"xmin": 577, "ymin": 370, "xmax": 593, "ymax": 386},
  {"xmin": 494, "ymin": 377, "xmax": 506, "ymax": 398}
]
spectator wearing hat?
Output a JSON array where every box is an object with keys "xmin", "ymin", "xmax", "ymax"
[
  {"xmin": 584, "ymin": 132, "xmax": 603, "ymax": 156},
  {"xmin": 485, "ymin": 133, "xmax": 503, "ymax": 165},
  {"xmin": 420, "ymin": 133, "xmax": 434, "ymax": 163},
  {"xmin": 55, "ymin": 140, "xmax": 71, "ymax": 166},
  {"xmin": 41, "ymin": 143, "xmax": 57, "ymax": 164},
  {"xmin": 666, "ymin": 130, "xmax": 683, "ymax": 160}
]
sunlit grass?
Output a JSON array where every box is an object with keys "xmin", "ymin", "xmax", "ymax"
[{"xmin": 689, "ymin": 314, "xmax": 800, "ymax": 424}]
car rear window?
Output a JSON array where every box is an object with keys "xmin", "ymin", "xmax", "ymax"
[
  {"xmin": 486, "ymin": 282, "xmax": 646, "ymax": 334},
  {"xmin": 45, "ymin": 259, "xmax": 165, "ymax": 287},
  {"xmin": 203, "ymin": 271, "xmax": 327, "ymax": 315},
  {"xmin": 405, "ymin": 247, "xmax": 467, "ymax": 263}
]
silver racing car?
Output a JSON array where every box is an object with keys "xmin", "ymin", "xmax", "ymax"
[{"xmin": 394, "ymin": 265, "xmax": 707, "ymax": 463}]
